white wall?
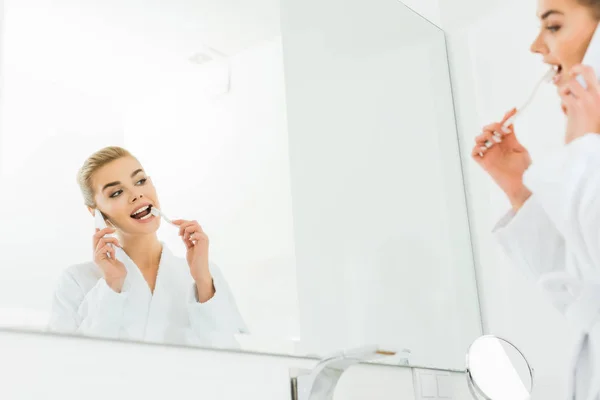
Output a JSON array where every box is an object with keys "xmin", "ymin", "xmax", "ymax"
[
  {"xmin": 440, "ymin": 0, "xmax": 576, "ymax": 398},
  {"xmin": 281, "ymin": 0, "xmax": 481, "ymax": 369},
  {"xmin": 0, "ymin": 330, "xmax": 473, "ymax": 400}
]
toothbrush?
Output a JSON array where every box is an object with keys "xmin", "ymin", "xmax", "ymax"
[
  {"xmin": 151, "ymin": 207, "xmax": 177, "ymax": 226},
  {"xmin": 479, "ymin": 67, "xmax": 556, "ymax": 157},
  {"xmin": 502, "ymin": 66, "xmax": 557, "ymax": 129}
]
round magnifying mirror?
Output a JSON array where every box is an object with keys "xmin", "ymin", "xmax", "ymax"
[{"xmin": 466, "ymin": 335, "xmax": 533, "ymax": 400}]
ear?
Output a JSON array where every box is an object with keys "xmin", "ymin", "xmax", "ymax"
[{"xmin": 87, "ymin": 206, "xmax": 95, "ymax": 217}]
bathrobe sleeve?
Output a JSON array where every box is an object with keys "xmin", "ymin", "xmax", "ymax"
[
  {"xmin": 521, "ymin": 134, "xmax": 600, "ymax": 270},
  {"xmin": 519, "ymin": 133, "xmax": 600, "ymax": 324},
  {"xmin": 48, "ymin": 267, "xmax": 131, "ymax": 339},
  {"xmin": 493, "ymin": 194, "xmax": 567, "ymax": 282},
  {"xmin": 186, "ymin": 262, "xmax": 248, "ymax": 348},
  {"xmin": 494, "ymin": 133, "xmax": 600, "ymax": 320}
]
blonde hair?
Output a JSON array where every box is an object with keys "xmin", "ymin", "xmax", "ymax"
[{"xmin": 77, "ymin": 146, "xmax": 133, "ymax": 208}]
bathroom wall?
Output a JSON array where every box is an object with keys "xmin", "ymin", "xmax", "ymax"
[
  {"xmin": 437, "ymin": 0, "xmax": 576, "ymax": 398},
  {"xmin": 0, "ymin": 329, "xmax": 473, "ymax": 399}
]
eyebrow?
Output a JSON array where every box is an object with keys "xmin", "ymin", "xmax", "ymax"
[
  {"xmin": 540, "ymin": 10, "xmax": 563, "ymax": 19},
  {"xmin": 101, "ymin": 169, "xmax": 145, "ymax": 192}
]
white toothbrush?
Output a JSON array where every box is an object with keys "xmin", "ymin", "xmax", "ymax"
[
  {"xmin": 479, "ymin": 67, "xmax": 556, "ymax": 157},
  {"xmin": 151, "ymin": 207, "xmax": 177, "ymax": 226},
  {"xmin": 502, "ymin": 66, "xmax": 557, "ymax": 129}
]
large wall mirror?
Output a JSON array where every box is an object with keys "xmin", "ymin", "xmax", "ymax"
[{"xmin": 0, "ymin": 0, "xmax": 481, "ymax": 370}]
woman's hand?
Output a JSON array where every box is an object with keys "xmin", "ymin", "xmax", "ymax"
[
  {"xmin": 93, "ymin": 228, "xmax": 127, "ymax": 293},
  {"xmin": 471, "ymin": 108, "xmax": 532, "ymax": 210},
  {"xmin": 559, "ymin": 64, "xmax": 600, "ymax": 144},
  {"xmin": 172, "ymin": 219, "xmax": 215, "ymax": 303}
]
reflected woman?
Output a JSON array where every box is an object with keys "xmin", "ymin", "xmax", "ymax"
[
  {"xmin": 473, "ymin": 0, "xmax": 600, "ymax": 398},
  {"xmin": 48, "ymin": 146, "xmax": 247, "ymax": 348}
]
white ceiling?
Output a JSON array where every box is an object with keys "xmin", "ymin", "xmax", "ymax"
[
  {"xmin": 4, "ymin": 0, "xmax": 281, "ymax": 58},
  {"xmin": 1, "ymin": 0, "xmax": 281, "ymax": 109}
]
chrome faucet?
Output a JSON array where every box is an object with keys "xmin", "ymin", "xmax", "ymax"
[{"xmin": 290, "ymin": 345, "xmax": 409, "ymax": 400}]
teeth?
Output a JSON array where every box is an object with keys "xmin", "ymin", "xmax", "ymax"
[
  {"xmin": 132, "ymin": 205, "xmax": 150, "ymax": 216},
  {"xmin": 139, "ymin": 213, "xmax": 153, "ymax": 220}
]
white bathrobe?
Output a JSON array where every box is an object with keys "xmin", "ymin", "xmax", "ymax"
[
  {"xmin": 494, "ymin": 133, "xmax": 600, "ymax": 400},
  {"xmin": 48, "ymin": 243, "xmax": 248, "ymax": 349}
]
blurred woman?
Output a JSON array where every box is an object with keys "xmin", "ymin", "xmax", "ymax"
[{"xmin": 473, "ymin": 1, "xmax": 600, "ymax": 398}]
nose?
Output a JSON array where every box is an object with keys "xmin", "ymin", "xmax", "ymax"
[
  {"xmin": 130, "ymin": 193, "xmax": 144, "ymax": 203},
  {"xmin": 530, "ymin": 31, "xmax": 547, "ymax": 55}
]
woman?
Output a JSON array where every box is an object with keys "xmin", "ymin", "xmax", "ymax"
[
  {"xmin": 473, "ymin": 0, "xmax": 600, "ymax": 398},
  {"xmin": 48, "ymin": 146, "xmax": 247, "ymax": 348}
]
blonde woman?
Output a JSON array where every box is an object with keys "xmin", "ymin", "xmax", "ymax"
[{"xmin": 49, "ymin": 146, "xmax": 247, "ymax": 348}]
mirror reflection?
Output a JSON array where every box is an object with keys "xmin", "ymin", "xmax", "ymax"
[
  {"xmin": 0, "ymin": 0, "xmax": 481, "ymax": 370},
  {"xmin": 50, "ymin": 151, "xmax": 248, "ymax": 348}
]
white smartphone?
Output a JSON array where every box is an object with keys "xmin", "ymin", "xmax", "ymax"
[
  {"xmin": 577, "ymin": 21, "xmax": 600, "ymax": 88},
  {"xmin": 94, "ymin": 209, "xmax": 108, "ymax": 230},
  {"xmin": 94, "ymin": 209, "xmax": 114, "ymax": 258}
]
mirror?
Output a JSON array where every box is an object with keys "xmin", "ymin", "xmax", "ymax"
[
  {"xmin": 466, "ymin": 336, "xmax": 533, "ymax": 400},
  {"xmin": 0, "ymin": 0, "xmax": 482, "ymax": 371}
]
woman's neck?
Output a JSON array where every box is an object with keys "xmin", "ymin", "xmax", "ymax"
[{"xmin": 119, "ymin": 233, "xmax": 163, "ymax": 271}]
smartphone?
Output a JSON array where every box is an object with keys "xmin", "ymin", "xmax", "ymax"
[
  {"xmin": 94, "ymin": 209, "xmax": 114, "ymax": 258},
  {"xmin": 94, "ymin": 209, "xmax": 108, "ymax": 230},
  {"xmin": 577, "ymin": 21, "xmax": 600, "ymax": 88}
]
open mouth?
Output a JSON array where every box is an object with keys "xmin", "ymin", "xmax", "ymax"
[
  {"xmin": 553, "ymin": 64, "xmax": 563, "ymax": 82},
  {"xmin": 131, "ymin": 205, "xmax": 153, "ymax": 220}
]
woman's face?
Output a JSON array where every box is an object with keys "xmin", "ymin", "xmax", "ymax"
[
  {"xmin": 530, "ymin": 0, "xmax": 598, "ymax": 87},
  {"xmin": 90, "ymin": 156, "xmax": 161, "ymax": 235}
]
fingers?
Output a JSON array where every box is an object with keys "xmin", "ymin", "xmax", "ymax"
[
  {"xmin": 473, "ymin": 126, "xmax": 506, "ymax": 159},
  {"xmin": 482, "ymin": 122, "xmax": 501, "ymax": 134},
  {"xmin": 474, "ymin": 124, "xmax": 505, "ymax": 158},
  {"xmin": 564, "ymin": 77, "xmax": 588, "ymax": 100},
  {"xmin": 94, "ymin": 238, "xmax": 121, "ymax": 261},
  {"xmin": 559, "ymin": 85, "xmax": 577, "ymax": 111},
  {"xmin": 476, "ymin": 129, "xmax": 503, "ymax": 145},
  {"xmin": 95, "ymin": 244, "xmax": 112, "ymax": 261},
  {"xmin": 97, "ymin": 244, "xmax": 115, "ymax": 260},
  {"xmin": 503, "ymin": 107, "xmax": 517, "ymax": 121},
  {"xmin": 96, "ymin": 236, "xmax": 122, "ymax": 249},
  {"xmin": 472, "ymin": 143, "xmax": 489, "ymax": 159},
  {"xmin": 473, "ymin": 108, "xmax": 518, "ymax": 160},
  {"xmin": 183, "ymin": 225, "xmax": 196, "ymax": 241},
  {"xmin": 93, "ymin": 227, "xmax": 116, "ymax": 247},
  {"xmin": 171, "ymin": 219, "xmax": 209, "ymax": 249},
  {"xmin": 482, "ymin": 120, "xmax": 512, "ymax": 137},
  {"xmin": 177, "ymin": 221, "xmax": 195, "ymax": 237},
  {"xmin": 571, "ymin": 64, "xmax": 600, "ymax": 94},
  {"xmin": 184, "ymin": 225, "xmax": 207, "ymax": 241},
  {"xmin": 94, "ymin": 227, "xmax": 116, "ymax": 238}
]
